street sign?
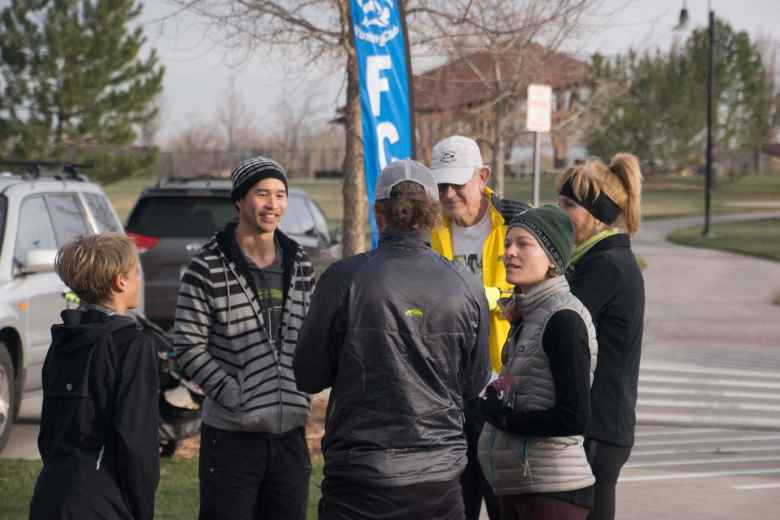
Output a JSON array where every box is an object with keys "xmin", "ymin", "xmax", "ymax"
[{"xmin": 526, "ymin": 84, "xmax": 552, "ymax": 133}]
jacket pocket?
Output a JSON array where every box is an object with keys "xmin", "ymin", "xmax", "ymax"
[{"xmin": 42, "ymin": 349, "xmax": 108, "ymax": 446}]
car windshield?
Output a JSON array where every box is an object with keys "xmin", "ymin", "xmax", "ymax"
[
  {"xmin": 126, "ymin": 196, "xmax": 236, "ymax": 238},
  {"xmin": 126, "ymin": 193, "xmax": 316, "ymax": 239}
]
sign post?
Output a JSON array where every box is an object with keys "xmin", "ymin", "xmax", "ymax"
[{"xmin": 526, "ymin": 84, "xmax": 552, "ymax": 207}]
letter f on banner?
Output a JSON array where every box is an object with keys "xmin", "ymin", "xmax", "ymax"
[
  {"xmin": 367, "ymin": 56, "xmax": 391, "ymax": 116},
  {"xmin": 350, "ymin": 0, "xmax": 415, "ymax": 247}
]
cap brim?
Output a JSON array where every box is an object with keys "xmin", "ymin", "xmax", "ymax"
[{"xmin": 431, "ymin": 166, "xmax": 474, "ymax": 186}]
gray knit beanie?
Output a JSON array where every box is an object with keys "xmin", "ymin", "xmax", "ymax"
[{"xmin": 230, "ymin": 156, "xmax": 288, "ymax": 202}]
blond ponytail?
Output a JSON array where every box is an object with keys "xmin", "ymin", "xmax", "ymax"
[{"xmin": 608, "ymin": 153, "xmax": 643, "ymax": 235}]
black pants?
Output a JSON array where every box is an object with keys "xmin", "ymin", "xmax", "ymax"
[
  {"xmin": 499, "ymin": 495, "xmax": 589, "ymax": 520},
  {"xmin": 318, "ymin": 477, "xmax": 464, "ymax": 520},
  {"xmin": 198, "ymin": 424, "xmax": 311, "ymax": 520},
  {"xmin": 584, "ymin": 439, "xmax": 632, "ymax": 520},
  {"xmin": 461, "ymin": 398, "xmax": 499, "ymax": 520}
]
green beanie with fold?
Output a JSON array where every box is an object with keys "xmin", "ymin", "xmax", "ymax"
[{"xmin": 507, "ymin": 205, "xmax": 575, "ymax": 273}]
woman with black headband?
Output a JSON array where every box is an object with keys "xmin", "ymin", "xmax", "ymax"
[{"xmin": 556, "ymin": 154, "xmax": 645, "ymax": 520}]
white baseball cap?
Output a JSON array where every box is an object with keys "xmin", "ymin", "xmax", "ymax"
[
  {"xmin": 430, "ymin": 135, "xmax": 484, "ymax": 185},
  {"xmin": 375, "ymin": 159, "xmax": 439, "ymax": 201}
]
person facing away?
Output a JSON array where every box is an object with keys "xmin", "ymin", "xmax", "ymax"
[
  {"xmin": 29, "ymin": 233, "xmax": 159, "ymax": 520},
  {"xmin": 174, "ymin": 157, "xmax": 315, "ymax": 520},
  {"xmin": 294, "ymin": 159, "xmax": 491, "ymax": 520},
  {"xmin": 556, "ymin": 154, "xmax": 645, "ymax": 520},
  {"xmin": 477, "ymin": 205, "xmax": 599, "ymax": 520},
  {"xmin": 429, "ymin": 135, "xmax": 529, "ymax": 520}
]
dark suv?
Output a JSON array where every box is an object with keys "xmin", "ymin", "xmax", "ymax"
[{"xmin": 125, "ymin": 177, "xmax": 337, "ymax": 330}]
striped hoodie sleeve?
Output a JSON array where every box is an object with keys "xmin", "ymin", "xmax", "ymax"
[{"xmin": 173, "ymin": 255, "xmax": 241, "ymax": 411}]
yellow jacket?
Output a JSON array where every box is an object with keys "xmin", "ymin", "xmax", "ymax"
[{"xmin": 431, "ymin": 187, "xmax": 517, "ymax": 374}]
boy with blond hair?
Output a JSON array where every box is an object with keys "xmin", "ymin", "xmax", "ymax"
[{"xmin": 29, "ymin": 233, "xmax": 159, "ymax": 520}]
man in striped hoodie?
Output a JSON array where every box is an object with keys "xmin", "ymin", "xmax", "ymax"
[{"xmin": 174, "ymin": 157, "xmax": 315, "ymax": 520}]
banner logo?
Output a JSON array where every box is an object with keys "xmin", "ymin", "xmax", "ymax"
[{"xmin": 355, "ymin": 0, "xmax": 400, "ymax": 46}]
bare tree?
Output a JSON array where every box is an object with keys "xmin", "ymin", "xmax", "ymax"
[
  {"xmin": 170, "ymin": 0, "xmax": 367, "ymax": 255},
  {"xmin": 414, "ymin": 0, "xmax": 597, "ymax": 196},
  {"xmin": 270, "ymin": 89, "xmax": 321, "ymax": 178},
  {"xmin": 165, "ymin": 115, "xmax": 224, "ymax": 152},
  {"xmin": 217, "ymin": 76, "xmax": 259, "ymax": 151},
  {"xmin": 170, "ymin": 0, "xmax": 602, "ymax": 251}
]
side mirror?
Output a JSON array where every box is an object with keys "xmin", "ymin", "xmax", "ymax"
[
  {"xmin": 329, "ymin": 225, "xmax": 343, "ymax": 246},
  {"xmin": 22, "ymin": 249, "xmax": 58, "ymax": 274}
]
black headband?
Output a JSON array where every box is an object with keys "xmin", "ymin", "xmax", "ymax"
[{"xmin": 559, "ymin": 177, "xmax": 622, "ymax": 225}]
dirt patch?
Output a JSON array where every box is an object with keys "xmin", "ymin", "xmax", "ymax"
[
  {"xmin": 172, "ymin": 391, "xmax": 329, "ymax": 462},
  {"xmin": 305, "ymin": 392, "xmax": 329, "ymax": 462}
]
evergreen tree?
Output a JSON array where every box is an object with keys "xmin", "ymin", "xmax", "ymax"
[
  {"xmin": 587, "ymin": 18, "xmax": 771, "ymax": 174},
  {"xmin": 0, "ymin": 0, "xmax": 164, "ymax": 183}
]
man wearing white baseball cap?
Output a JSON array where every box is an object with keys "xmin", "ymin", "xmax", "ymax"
[
  {"xmin": 430, "ymin": 135, "xmax": 529, "ymax": 520},
  {"xmin": 295, "ymin": 159, "xmax": 491, "ymax": 519}
]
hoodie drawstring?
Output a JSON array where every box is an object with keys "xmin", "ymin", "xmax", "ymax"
[{"xmin": 223, "ymin": 258, "xmax": 231, "ymax": 330}]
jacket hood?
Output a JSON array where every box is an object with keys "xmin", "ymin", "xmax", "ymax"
[
  {"xmin": 50, "ymin": 309, "xmax": 137, "ymax": 354},
  {"xmin": 212, "ymin": 222, "xmax": 301, "ymax": 264}
]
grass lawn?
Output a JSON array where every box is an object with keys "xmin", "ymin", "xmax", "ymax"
[
  {"xmin": 667, "ymin": 218, "xmax": 780, "ymax": 263},
  {"xmin": 0, "ymin": 458, "xmax": 324, "ymax": 519},
  {"xmin": 103, "ymin": 172, "xmax": 780, "ymax": 226}
]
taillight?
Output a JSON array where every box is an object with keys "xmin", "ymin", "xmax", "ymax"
[{"xmin": 126, "ymin": 230, "xmax": 160, "ymax": 253}]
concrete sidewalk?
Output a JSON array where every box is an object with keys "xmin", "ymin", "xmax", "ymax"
[{"xmin": 635, "ymin": 212, "xmax": 780, "ymax": 370}]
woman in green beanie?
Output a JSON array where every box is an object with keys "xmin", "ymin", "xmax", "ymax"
[
  {"xmin": 557, "ymin": 155, "xmax": 645, "ymax": 520},
  {"xmin": 477, "ymin": 205, "xmax": 598, "ymax": 520}
]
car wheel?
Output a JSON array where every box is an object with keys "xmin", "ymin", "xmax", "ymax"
[{"xmin": 0, "ymin": 342, "xmax": 14, "ymax": 452}]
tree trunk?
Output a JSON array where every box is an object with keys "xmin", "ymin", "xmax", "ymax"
[
  {"xmin": 551, "ymin": 130, "xmax": 568, "ymax": 169},
  {"xmin": 492, "ymin": 110, "xmax": 505, "ymax": 198},
  {"xmin": 341, "ymin": 44, "xmax": 366, "ymax": 257}
]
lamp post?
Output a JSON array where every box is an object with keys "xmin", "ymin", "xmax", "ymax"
[{"xmin": 676, "ymin": 1, "xmax": 715, "ymax": 238}]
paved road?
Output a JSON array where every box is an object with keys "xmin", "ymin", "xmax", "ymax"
[{"xmin": 618, "ymin": 213, "xmax": 780, "ymax": 519}]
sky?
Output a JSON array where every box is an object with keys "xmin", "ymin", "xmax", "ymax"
[{"xmin": 135, "ymin": 0, "xmax": 780, "ymax": 143}]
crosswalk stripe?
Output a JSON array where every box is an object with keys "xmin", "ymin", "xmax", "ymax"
[
  {"xmin": 634, "ymin": 428, "xmax": 729, "ymax": 437},
  {"xmin": 639, "ymin": 386, "xmax": 780, "ymax": 401},
  {"xmin": 639, "ymin": 375, "xmax": 780, "ymax": 390},
  {"xmin": 641, "ymin": 362, "xmax": 780, "ymax": 380},
  {"xmin": 619, "ymin": 468, "xmax": 780, "ymax": 482},
  {"xmin": 638, "ymin": 398, "xmax": 780, "ymax": 412},
  {"xmin": 636, "ymin": 412, "xmax": 780, "ymax": 430},
  {"xmin": 633, "ymin": 433, "xmax": 780, "ymax": 446},
  {"xmin": 625, "ymin": 455, "xmax": 780, "ymax": 468},
  {"xmin": 732, "ymin": 483, "xmax": 780, "ymax": 490},
  {"xmin": 632, "ymin": 444, "xmax": 780, "ymax": 457}
]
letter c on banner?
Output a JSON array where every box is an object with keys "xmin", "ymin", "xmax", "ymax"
[{"xmin": 377, "ymin": 122, "xmax": 399, "ymax": 170}]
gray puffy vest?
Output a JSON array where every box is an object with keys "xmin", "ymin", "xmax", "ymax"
[{"xmin": 478, "ymin": 276, "xmax": 598, "ymax": 495}]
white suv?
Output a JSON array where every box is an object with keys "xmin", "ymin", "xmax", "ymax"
[{"xmin": 0, "ymin": 163, "xmax": 140, "ymax": 452}]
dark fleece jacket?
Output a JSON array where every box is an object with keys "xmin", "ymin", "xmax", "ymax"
[{"xmin": 30, "ymin": 309, "xmax": 159, "ymax": 520}]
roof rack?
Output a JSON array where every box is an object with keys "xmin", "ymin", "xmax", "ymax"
[
  {"xmin": 156, "ymin": 175, "xmax": 231, "ymax": 187},
  {"xmin": 0, "ymin": 159, "xmax": 93, "ymax": 181}
]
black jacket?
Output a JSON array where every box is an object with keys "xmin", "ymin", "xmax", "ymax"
[
  {"xmin": 294, "ymin": 231, "xmax": 491, "ymax": 487},
  {"xmin": 30, "ymin": 310, "xmax": 160, "ymax": 520},
  {"xmin": 567, "ymin": 234, "xmax": 645, "ymax": 447}
]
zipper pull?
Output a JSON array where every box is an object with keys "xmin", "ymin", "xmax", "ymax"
[
  {"xmin": 96, "ymin": 445, "xmax": 105, "ymax": 470},
  {"xmin": 522, "ymin": 439, "xmax": 532, "ymax": 478}
]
